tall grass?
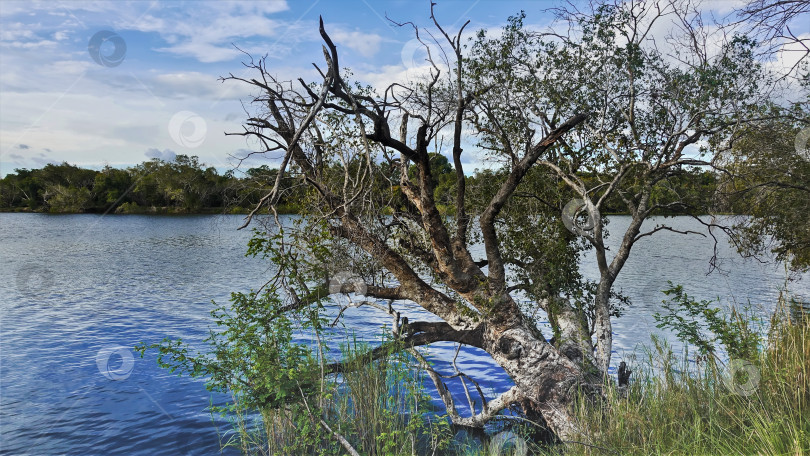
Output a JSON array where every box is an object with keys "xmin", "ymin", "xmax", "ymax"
[
  {"xmin": 564, "ymin": 295, "xmax": 809, "ymax": 456},
  {"xmin": 219, "ymin": 337, "xmax": 452, "ymax": 455},
  {"xmin": 213, "ymin": 294, "xmax": 808, "ymax": 455}
]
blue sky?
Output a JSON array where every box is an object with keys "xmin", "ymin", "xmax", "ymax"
[
  {"xmin": 0, "ymin": 1, "xmax": 805, "ymax": 177},
  {"xmin": 0, "ymin": 0, "xmax": 557, "ymax": 177}
]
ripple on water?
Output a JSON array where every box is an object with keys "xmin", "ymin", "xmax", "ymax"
[{"xmin": 1, "ymin": 213, "xmax": 808, "ymax": 454}]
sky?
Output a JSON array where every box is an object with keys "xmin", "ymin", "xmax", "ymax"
[{"xmin": 0, "ymin": 0, "xmax": 806, "ymax": 178}]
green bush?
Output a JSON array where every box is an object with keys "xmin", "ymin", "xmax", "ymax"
[
  {"xmin": 136, "ymin": 287, "xmax": 452, "ymax": 455},
  {"xmin": 654, "ymin": 283, "xmax": 761, "ymax": 362}
]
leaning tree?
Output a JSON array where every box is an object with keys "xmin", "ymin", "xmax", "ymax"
[
  {"xmin": 465, "ymin": 0, "xmax": 779, "ymax": 376},
  {"xmin": 224, "ymin": 0, "xmax": 773, "ymax": 440}
]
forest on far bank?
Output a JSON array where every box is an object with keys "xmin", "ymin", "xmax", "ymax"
[{"xmin": 1, "ymin": 153, "xmax": 718, "ymax": 216}]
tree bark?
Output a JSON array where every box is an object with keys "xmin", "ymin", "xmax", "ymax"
[{"xmin": 483, "ymin": 323, "xmax": 594, "ymax": 440}]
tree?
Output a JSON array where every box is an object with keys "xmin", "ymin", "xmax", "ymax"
[
  {"xmin": 166, "ymin": 154, "xmax": 216, "ymax": 211},
  {"xmin": 93, "ymin": 166, "xmax": 133, "ymax": 210},
  {"xmin": 126, "ymin": 155, "xmax": 223, "ymax": 211},
  {"xmin": 223, "ymin": 0, "xmax": 775, "ymax": 440},
  {"xmin": 466, "ymin": 0, "xmax": 776, "ymax": 374},
  {"xmin": 738, "ymin": 0, "xmax": 810, "ymax": 79},
  {"xmin": 0, "ymin": 168, "xmax": 41, "ymax": 209},
  {"xmin": 36, "ymin": 162, "xmax": 97, "ymax": 212},
  {"xmin": 716, "ymin": 111, "xmax": 810, "ymax": 272}
]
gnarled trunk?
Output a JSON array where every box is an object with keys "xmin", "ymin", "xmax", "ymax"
[
  {"xmin": 484, "ymin": 323, "xmax": 595, "ymax": 440},
  {"xmin": 230, "ymin": 11, "xmax": 602, "ymax": 443},
  {"xmin": 410, "ymin": 294, "xmax": 599, "ymax": 440}
]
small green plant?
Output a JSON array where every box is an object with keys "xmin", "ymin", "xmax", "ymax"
[
  {"xmin": 136, "ymin": 285, "xmax": 452, "ymax": 455},
  {"xmin": 653, "ymin": 282, "xmax": 761, "ymax": 361}
]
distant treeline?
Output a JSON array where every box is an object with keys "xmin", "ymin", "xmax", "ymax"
[
  {"xmin": 0, "ymin": 154, "xmax": 718, "ymax": 215},
  {"xmin": 0, "ymin": 155, "xmax": 304, "ymax": 214}
]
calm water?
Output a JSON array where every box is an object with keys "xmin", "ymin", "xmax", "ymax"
[{"xmin": 1, "ymin": 213, "xmax": 807, "ymax": 455}]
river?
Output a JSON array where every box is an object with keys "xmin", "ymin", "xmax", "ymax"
[{"xmin": 1, "ymin": 213, "xmax": 807, "ymax": 455}]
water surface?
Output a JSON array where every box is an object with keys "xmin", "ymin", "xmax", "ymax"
[{"xmin": 1, "ymin": 213, "xmax": 807, "ymax": 455}]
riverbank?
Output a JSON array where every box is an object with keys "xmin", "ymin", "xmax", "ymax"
[
  {"xmin": 168, "ymin": 287, "xmax": 809, "ymax": 455},
  {"xmin": 0, "ymin": 204, "xmax": 301, "ymax": 215}
]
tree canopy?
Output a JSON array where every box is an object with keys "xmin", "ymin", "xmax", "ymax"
[{"xmin": 0, "ymin": 155, "xmax": 305, "ymax": 214}]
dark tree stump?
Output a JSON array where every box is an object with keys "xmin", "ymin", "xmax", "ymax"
[{"xmin": 618, "ymin": 361, "xmax": 632, "ymax": 387}]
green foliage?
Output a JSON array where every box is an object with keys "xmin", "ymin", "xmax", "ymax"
[
  {"xmin": 93, "ymin": 166, "xmax": 133, "ymax": 206},
  {"xmin": 0, "ymin": 155, "xmax": 723, "ymax": 216},
  {"xmin": 217, "ymin": 334, "xmax": 453, "ymax": 456},
  {"xmin": 464, "ymin": 2, "xmax": 763, "ymax": 226},
  {"xmin": 0, "ymin": 155, "xmax": 305, "ymax": 214},
  {"xmin": 717, "ymin": 110, "xmax": 810, "ymax": 272},
  {"xmin": 654, "ymin": 283, "xmax": 760, "ymax": 361},
  {"xmin": 42, "ymin": 184, "xmax": 93, "ymax": 212},
  {"xmin": 136, "ymin": 288, "xmax": 322, "ymax": 409},
  {"xmin": 136, "ymin": 250, "xmax": 450, "ymax": 454},
  {"xmin": 466, "ymin": 166, "xmax": 588, "ymax": 304},
  {"xmin": 646, "ymin": 168, "xmax": 718, "ymax": 216}
]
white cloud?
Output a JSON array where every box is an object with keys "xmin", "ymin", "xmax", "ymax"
[
  {"xmin": 699, "ymin": 0, "xmax": 748, "ymax": 15},
  {"xmin": 155, "ymin": 41, "xmax": 243, "ymax": 63},
  {"xmin": 4, "ymin": 39, "xmax": 58, "ymax": 49},
  {"xmin": 230, "ymin": 1, "xmax": 289, "ymax": 15},
  {"xmin": 0, "ymin": 82, "xmax": 248, "ymax": 172},
  {"xmin": 331, "ymin": 28, "xmax": 383, "ymax": 58},
  {"xmin": 0, "ymin": 23, "xmax": 36, "ymax": 41},
  {"xmin": 145, "ymin": 147, "xmax": 176, "ymax": 161},
  {"xmin": 125, "ymin": 3, "xmax": 290, "ymax": 63}
]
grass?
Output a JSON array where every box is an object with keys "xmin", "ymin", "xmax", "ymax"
[
  {"xmin": 213, "ymin": 294, "xmax": 808, "ymax": 455},
  {"xmin": 559, "ymin": 295, "xmax": 809, "ymax": 456},
  {"xmin": 218, "ymin": 337, "xmax": 452, "ymax": 456}
]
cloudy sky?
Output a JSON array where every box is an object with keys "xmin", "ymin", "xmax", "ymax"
[{"xmin": 0, "ymin": 0, "xmax": 805, "ymax": 177}]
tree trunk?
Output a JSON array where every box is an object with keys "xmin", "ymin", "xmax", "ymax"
[
  {"xmin": 483, "ymin": 322, "xmax": 596, "ymax": 440},
  {"xmin": 593, "ymin": 280, "xmax": 614, "ymax": 375},
  {"xmin": 548, "ymin": 296, "xmax": 597, "ymax": 369}
]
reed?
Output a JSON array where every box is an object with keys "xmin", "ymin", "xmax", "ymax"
[{"xmin": 562, "ymin": 294, "xmax": 809, "ymax": 456}]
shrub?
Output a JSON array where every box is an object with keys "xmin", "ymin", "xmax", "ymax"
[{"xmin": 136, "ymin": 287, "xmax": 452, "ymax": 455}]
